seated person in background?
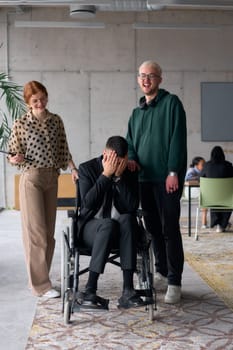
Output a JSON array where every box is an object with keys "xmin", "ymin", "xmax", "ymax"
[
  {"xmin": 185, "ymin": 156, "xmax": 208, "ymax": 228},
  {"xmin": 200, "ymin": 145, "xmax": 233, "ymax": 233},
  {"xmin": 185, "ymin": 156, "xmax": 205, "ymax": 181},
  {"xmin": 78, "ymin": 136, "xmax": 144, "ymax": 309}
]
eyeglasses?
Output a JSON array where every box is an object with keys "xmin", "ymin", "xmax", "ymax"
[{"xmin": 138, "ymin": 73, "xmax": 160, "ymax": 80}]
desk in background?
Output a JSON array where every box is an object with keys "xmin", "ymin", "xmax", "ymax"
[
  {"xmin": 14, "ymin": 173, "xmax": 76, "ymax": 210},
  {"xmin": 184, "ymin": 180, "xmax": 200, "ymax": 237}
]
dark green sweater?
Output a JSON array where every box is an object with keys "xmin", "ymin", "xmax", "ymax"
[{"xmin": 126, "ymin": 89, "xmax": 187, "ymax": 184}]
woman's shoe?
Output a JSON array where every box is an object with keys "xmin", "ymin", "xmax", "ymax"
[
  {"xmin": 201, "ymin": 224, "xmax": 209, "ymax": 229},
  {"xmin": 41, "ymin": 288, "xmax": 60, "ymax": 299}
]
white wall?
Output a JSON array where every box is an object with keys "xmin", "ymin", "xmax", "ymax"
[{"xmin": 0, "ymin": 7, "xmax": 233, "ymax": 207}]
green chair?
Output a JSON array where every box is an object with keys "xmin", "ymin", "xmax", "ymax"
[{"xmin": 195, "ymin": 177, "xmax": 233, "ymax": 240}]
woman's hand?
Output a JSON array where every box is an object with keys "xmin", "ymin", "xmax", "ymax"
[
  {"xmin": 8, "ymin": 154, "xmax": 25, "ymax": 164},
  {"xmin": 71, "ymin": 168, "xmax": 78, "ymax": 183}
]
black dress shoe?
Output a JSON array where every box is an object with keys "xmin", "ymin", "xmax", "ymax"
[
  {"xmin": 82, "ymin": 291, "xmax": 97, "ymax": 303},
  {"xmin": 78, "ymin": 291, "xmax": 109, "ymax": 310},
  {"xmin": 118, "ymin": 289, "xmax": 145, "ymax": 309}
]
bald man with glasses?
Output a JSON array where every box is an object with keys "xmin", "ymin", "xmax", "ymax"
[{"xmin": 126, "ymin": 60, "xmax": 187, "ymax": 304}]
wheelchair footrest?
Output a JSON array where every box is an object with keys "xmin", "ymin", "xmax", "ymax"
[
  {"xmin": 117, "ymin": 299, "xmax": 153, "ymax": 310},
  {"xmin": 135, "ymin": 289, "xmax": 155, "ymax": 306}
]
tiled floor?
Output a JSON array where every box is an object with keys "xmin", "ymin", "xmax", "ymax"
[
  {"xmin": 0, "ymin": 204, "xmax": 233, "ymax": 350},
  {"xmin": 0, "ymin": 209, "xmax": 69, "ymax": 350}
]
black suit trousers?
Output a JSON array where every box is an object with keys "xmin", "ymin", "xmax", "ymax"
[
  {"xmin": 140, "ymin": 182, "xmax": 184, "ymax": 286},
  {"xmin": 210, "ymin": 210, "xmax": 232, "ymax": 229},
  {"xmin": 81, "ymin": 214, "xmax": 138, "ymax": 274}
]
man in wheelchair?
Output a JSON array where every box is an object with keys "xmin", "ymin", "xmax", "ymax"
[{"xmin": 77, "ymin": 135, "xmax": 145, "ymax": 309}]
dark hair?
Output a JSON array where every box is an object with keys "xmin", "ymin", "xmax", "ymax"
[
  {"xmin": 210, "ymin": 146, "xmax": 225, "ymax": 163},
  {"xmin": 190, "ymin": 156, "xmax": 205, "ymax": 167},
  {"xmin": 105, "ymin": 136, "xmax": 128, "ymax": 157},
  {"xmin": 23, "ymin": 81, "xmax": 48, "ymax": 104}
]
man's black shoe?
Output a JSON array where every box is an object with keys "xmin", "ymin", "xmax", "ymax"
[
  {"xmin": 118, "ymin": 289, "xmax": 145, "ymax": 309},
  {"xmin": 82, "ymin": 291, "xmax": 97, "ymax": 303},
  {"xmin": 78, "ymin": 291, "xmax": 109, "ymax": 310}
]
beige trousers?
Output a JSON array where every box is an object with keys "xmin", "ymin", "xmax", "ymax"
[{"xmin": 19, "ymin": 168, "xmax": 59, "ymax": 296}]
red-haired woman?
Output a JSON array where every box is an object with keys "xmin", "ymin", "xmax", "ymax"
[{"xmin": 8, "ymin": 81, "xmax": 78, "ymax": 298}]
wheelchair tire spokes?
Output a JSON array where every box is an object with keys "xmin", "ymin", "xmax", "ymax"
[{"xmin": 136, "ymin": 243, "xmax": 157, "ymax": 319}]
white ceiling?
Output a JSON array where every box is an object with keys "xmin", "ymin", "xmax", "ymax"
[{"xmin": 1, "ymin": 0, "xmax": 233, "ymax": 11}]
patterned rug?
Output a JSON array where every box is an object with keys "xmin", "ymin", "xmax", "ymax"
[
  {"xmin": 26, "ymin": 252, "xmax": 233, "ymax": 350},
  {"xmin": 183, "ymin": 227, "xmax": 233, "ymax": 312},
  {"xmin": 25, "ymin": 211, "xmax": 233, "ymax": 350},
  {"xmin": 26, "ymin": 291, "xmax": 233, "ymax": 350}
]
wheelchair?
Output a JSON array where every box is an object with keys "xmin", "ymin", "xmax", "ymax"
[{"xmin": 61, "ymin": 183, "xmax": 156, "ymax": 324}]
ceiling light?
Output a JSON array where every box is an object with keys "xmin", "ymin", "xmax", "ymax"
[
  {"xmin": 133, "ymin": 22, "xmax": 222, "ymax": 29},
  {"xmin": 70, "ymin": 5, "xmax": 96, "ymax": 19},
  {"xmin": 14, "ymin": 21, "xmax": 105, "ymax": 29},
  {"xmin": 147, "ymin": 0, "xmax": 233, "ymax": 10}
]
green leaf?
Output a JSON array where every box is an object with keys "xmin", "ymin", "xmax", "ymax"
[{"xmin": 0, "ymin": 72, "xmax": 26, "ymax": 148}]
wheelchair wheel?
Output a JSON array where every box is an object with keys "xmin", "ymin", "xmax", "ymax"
[
  {"xmin": 61, "ymin": 227, "xmax": 71, "ymax": 312},
  {"xmin": 64, "ymin": 299, "xmax": 71, "ymax": 324},
  {"xmin": 136, "ymin": 244, "xmax": 156, "ymax": 321},
  {"xmin": 61, "ymin": 227, "xmax": 69, "ymax": 299},
  {"xmin": 148, "ymin": 244, "xmax": 156, "ymax": 321}
]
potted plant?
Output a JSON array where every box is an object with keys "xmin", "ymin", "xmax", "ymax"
[{"xmin": 0, "ymin": 72, "xmax": 26, "ymax": 150}]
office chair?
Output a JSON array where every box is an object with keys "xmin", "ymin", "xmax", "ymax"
[{"xmin": 195, "ymin": 177, "xmax": 233, "ymax": 240}]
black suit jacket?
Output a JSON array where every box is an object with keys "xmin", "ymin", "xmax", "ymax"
[{"xmin": 77, "ymin": 156, "xmax": 139, "ymax": 234}]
